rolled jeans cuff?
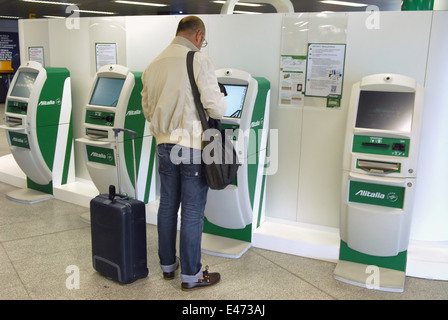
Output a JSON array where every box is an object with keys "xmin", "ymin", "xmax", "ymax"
[
  {"xmin": 181, "ymin": 269, "xmax": 203, "ymax": 283},
  {"xmin": 160, "ymin": 257, "xmax": 179, "ymax": 273}
]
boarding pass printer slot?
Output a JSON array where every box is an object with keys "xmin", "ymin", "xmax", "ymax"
[
  {"xmin": 6, "ymin": 117, "xmax": 23, "ymax": 126},
  {"xmin": 357, "ymin": 159, "xmax": 400, "ymax": 174},
  {"xmin": 86, "ymin": 128, "xmax": 109, "ymax": 139}
]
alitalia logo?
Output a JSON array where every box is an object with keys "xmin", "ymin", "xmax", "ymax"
[
  {"xmin": 8, "ymin": 132, "xmax": 30, "ymax": 149},
  {"xmin": 38, "ymin": 98, "xmax": 61, "ymax": 106},
  {"xmin": 355, "ymin": 189, "xmax": 399, "ymax": 202},
  {"xmin": 12, "ymin": 136, "xmax": 27, "ymax": 144},
  {"xmin": 355, "ymin": 190, "xmax": 385, "ymax": 199},
  {"xmin": 90, "ymin": 151, "xmax": 106, "ymax": 159},
  {"xmin": 86, "ymin": 145, "xmax": 115, "ymax": 166},
  {"xmin": 90, "ymin": 151, "xmax": 113, "ymax": 162},
  {"xmin": 349, "ymin": 181, "xmax": 404, "ymax": 208},
  {"xmin": 126, "ymin": 109, "xmax": 141, "ymax": 116}
]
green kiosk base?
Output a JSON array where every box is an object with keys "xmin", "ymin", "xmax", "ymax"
[
  {"xmin": 334, "ymin": 241, "xmax": 407, "ymax": 292},
  {"xmin": 7, "ymin": 190, "xmax": 53, "ymax": 204},
  {"xmin": 202, "ymin": 218, "xmax": 253, "ymax": 259},
  {"xmin": 7, "ymin": 180, "xmax": 54, "ymax": 204}
]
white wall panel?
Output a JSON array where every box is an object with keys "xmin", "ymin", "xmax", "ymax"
[
  {"xmin": 206, "ymin": 14, "xmax": 288, "ymax": 220},
  {"xmin": 125, "ymin": 15, "xmax": 182, "ymax": 72},
  {"xmin": 295, "ymin": 13, "xmax": 348, "ymax": 227},
  {"xmin": 411, "ymin": 11, "xmax": 448, "ymax": 241},
  {"xmin": 18, "ymin": 19, "xmax": 50, "ymax": 66}
]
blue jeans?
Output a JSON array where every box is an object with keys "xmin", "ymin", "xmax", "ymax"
[{"xmin": 156, "ymin": 143, "xmax": 209, "ymax": 283}]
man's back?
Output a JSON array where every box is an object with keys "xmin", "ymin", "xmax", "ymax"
[{"xmin": 141, "ymin": 37, "xmax": 226, "ymax": 150}]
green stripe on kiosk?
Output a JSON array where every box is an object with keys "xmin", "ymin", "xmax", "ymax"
[
  {"xmin": 401, "ymin": 0, "xmax": 434, "ymax": 10},
  {"xmin": 335, "ymin": 73, "xmax": 424, "ymax": 292},
  {"xmin": 201, "ymin": 69, "xmax": 270, "ymax": 258},
  {"xmin": 76, "ymin": 64, "xmax": 156, "ymax": 208},
  {"xmin": 1, "ymin": 61, "xmax": 74, "ymax": 203}
]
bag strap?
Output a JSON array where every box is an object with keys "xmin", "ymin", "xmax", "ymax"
[{"xmin": 186, "ymin": 50, "xmax": 209, "ymax": 131}]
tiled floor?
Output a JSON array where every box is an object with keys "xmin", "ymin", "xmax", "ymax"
[{"xmin": 1, "ymin": 103, "xmax": 447, "ymax": 300}]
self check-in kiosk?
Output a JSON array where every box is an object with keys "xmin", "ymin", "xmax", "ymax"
[
  {"xmin": 334, "ymin": 73, "xmax": 424, "ymax": 292},
  {"xmin": 0, "ymin": 61, "xmax": 74, "ymax": 203},
  {"xmin": 201, "ymin": 69, "xmax": 270, "ymax": 258},
  {"xmin": 76, "ymin": 64, "xmax": 156, "ymax": 203}
]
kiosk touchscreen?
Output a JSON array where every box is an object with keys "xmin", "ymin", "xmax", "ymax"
[
  {"xmin": 334, "ymin": 73, "xmax": 424, "ymax": 292},
  {"xmin": 0, "ymin": 61, "xmax": 74, "ymax": 203},
  {"xmin": 201, "ymin": 69, "xmax": 270, "ymax": 258},
  {"xmin": 76, "ymin": 64, "xmax": 156, "ymax": 205}
]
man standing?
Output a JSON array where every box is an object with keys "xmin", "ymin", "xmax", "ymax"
[{"xmin": 141, "ymin": 16, "xmax": 227, "ymax": 291}]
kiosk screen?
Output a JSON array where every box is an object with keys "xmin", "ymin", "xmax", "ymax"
[
  {"xmin": 355, "ymin": 90, "xmax": 415, "ymax": 132},
  {"xmin": 89, "ymin": 77, "xmax": 126, "ymax": 107},
  {"xmin": 223, "ymin": 84, "xmax": 247, "ymax": 118},
  {"xmin": 10, "ymin": 72, "xmax": 38, "ymax": 98}
]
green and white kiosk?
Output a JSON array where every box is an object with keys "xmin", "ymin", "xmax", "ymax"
[
  {"xmin": 334, "ymin": 73, "xmax": 424, "ymax": 292},
  {"xmin": 76, "ymin": 64, "xmax": 156, "ymax": 205},
  {"xmin": 201, "ymin": 68, "xmax": 270, "ymax": 258},
  {"xmin": 0, "ymin": 61, "xmax": 74, "ymax": 203}
]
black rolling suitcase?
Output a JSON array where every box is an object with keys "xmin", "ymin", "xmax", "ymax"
[{"xmin": 90, "ymin": 128, "xmax": 148, "ymax": 284}]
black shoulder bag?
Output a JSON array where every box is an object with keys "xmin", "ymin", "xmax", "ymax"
[{"xmin": 186, "ymin": 50, "xmax": 240, "ymax": 190}]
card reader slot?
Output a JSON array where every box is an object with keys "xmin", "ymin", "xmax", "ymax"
[
  {"xmin": 88, "ymin": 114, "xmax": 114, "ymax": 122},
  {"xmin": 357, "ymin": 160, "xmax": 400, "ymax": 173},
  {"xmin": 86, "ymin": 128, "xmax": 109, "ymax": 139},
  {"xmin": 6, "ymin": 117, "xmax": 23, "ymax": 126},
  {"xmin": 361, "ymin": 142, "xmax": 390, "ymax": 148},
  {"xmin": 8, "ymin": 105, "xmax": 27, "ymax": 112}
]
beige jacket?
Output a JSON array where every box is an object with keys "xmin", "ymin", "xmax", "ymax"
[{"xmin": 141, "ymin": 36, "xmax": 227, "ymax": 150}]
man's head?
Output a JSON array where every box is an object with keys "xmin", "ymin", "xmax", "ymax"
[{"xmin": 176, "ymin": 16, "xmax": 207, "ymax": 50}]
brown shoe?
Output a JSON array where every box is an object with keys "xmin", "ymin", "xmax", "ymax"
[
  {"xmin": 163, "ymin": 260, "xmax": 179, "ymax": 280},
  {"xmin": 181, "ymin": 266, "xmax": 220, "ymax": 291},
  {"xmin": 163, "ymin": 271, "xmax": 175, "ymax": 280}
]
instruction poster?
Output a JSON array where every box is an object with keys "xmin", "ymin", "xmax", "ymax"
[
  {"xmin": 305, "ymin": 43, "xmax": 346, "ymax": 98},
  {"xmin": 95, "ymin": 43, "xmax": 117, "ymax": 71},
  {"xmin": 29, "ymin": 47, "xmax": 45, "ymax": 66},
  {"xmin": 279, "ymin": 55, "xmax": 306, "ymax": 106}
]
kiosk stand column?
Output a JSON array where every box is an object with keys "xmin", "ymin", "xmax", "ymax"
[
  {"xmin": 334, "ymin": 73, "xmax": 424, "ymax": 292},
  {"xmin": 0, "ymin": 61, "xmax": 74, "ymax": 204},
  {"xmin": 76, "ymin": 64, "xmax": 157, "ymax": 223},
  {"xmin": 201, "ymin": 69, "xmax": 270, "ymax": 258}
]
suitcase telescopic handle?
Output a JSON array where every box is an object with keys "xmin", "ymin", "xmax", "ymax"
[
  {"xmin": 112, "ymin": 128, "xmax": 137, "ymax": 139},
  {"xmin": 112, "ymin": 128, "xmax": 139, "ymax": 200}
]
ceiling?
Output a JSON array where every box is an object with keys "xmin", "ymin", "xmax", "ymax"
[{"xmin": 0, "ymin": 0, "xmax": 402, "ymax": 19}]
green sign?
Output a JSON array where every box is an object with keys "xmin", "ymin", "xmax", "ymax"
[
  {"xmin": 7, "ymin": 101, "xmax": 28, "ymax": 115},
  {"xmin": 37, "ymin": 67, "xmax": 69, "ymax": 127},
  {"xmin": 349, "ymin": 180, "xmax": 405, "ymax": 209},
  {"xmin": 123, "ymin": 72, "xmax": 145, "ymax": 138},
  {"xmin": 352, "ymin": 135, "xmax": 409, "ymax": 157},
  {"xmin": 8, "ymin": 132, "xmax": 30, "ymax": 149},
  {"xmin": 327, "ymin": 94, "xmax": 341, "ymax": 108},
  {"xmin": 86, "ymin": 145, "xmax": 115, "ymax": 166}
]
